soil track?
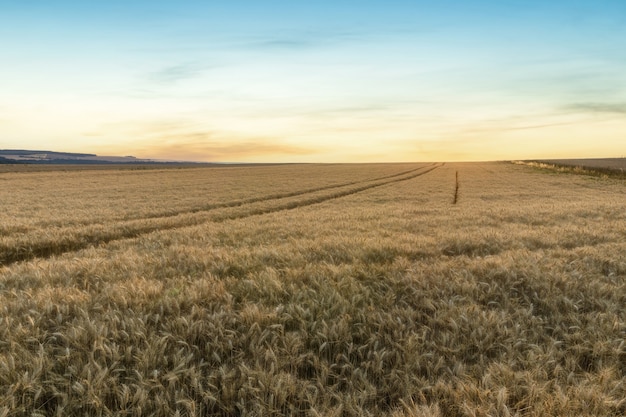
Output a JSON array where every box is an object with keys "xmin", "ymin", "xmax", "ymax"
[{"xmin": 0, "ymin": 164, "xmax": 441, "ymax": 267}]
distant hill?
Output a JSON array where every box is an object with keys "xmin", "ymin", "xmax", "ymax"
[{"xmin": 0, "ymin": 149, "xmax": 175, "ymax": 165}]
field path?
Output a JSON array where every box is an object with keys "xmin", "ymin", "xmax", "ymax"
[{"xmin": 0, "ymin": 164, "xmax": 441, "ymax": 267}]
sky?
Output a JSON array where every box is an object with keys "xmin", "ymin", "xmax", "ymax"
[{"xmin": 1, "ymin": 0, "xmax": 625, "ymax": 162}]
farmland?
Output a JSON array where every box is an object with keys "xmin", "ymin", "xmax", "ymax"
[
  {"xmin": 534, "ymin": 158, "xmax": 626, "ymax": 171},
  {"xmin": 1, "ymin": 162, "xmax": 625, "ymax": 416},
  {"xmin": 517, "ymin": 158, "xmax": 626, "ymax": 180}
]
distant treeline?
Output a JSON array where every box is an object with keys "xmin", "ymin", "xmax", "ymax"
[
  {"xmin": 0, "ymin": 150, "xmax": 97, "ymax": 158},
  {"xmin": 0, "ymin": 156, "xmax": 28, "ymax": 164},
  {"xmin": 0, "ymin": 157, "xmax": 170, "ymax": 165}
]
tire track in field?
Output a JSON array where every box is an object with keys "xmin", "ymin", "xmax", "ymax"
[
  {"xmin": 4, "ymin": 164, "xmax": 432, "ymax": 236},
  {"xmin": 137, "ymin": 164, "xmax": 434, "ymax": 220},
  {"xmin": 0, "ymin": 165, "xmax": 440, "ymax": 267},
  {"xmin": 9, "ymin": 165, "xmax": 432, "ymax": 232},
  {"xmin": 453, "ymin": 170, "xmax": 460, "ymax": 204},
  {"xmin": 212, "ymin": 163, "xmax": 442, "ymax": 221}
]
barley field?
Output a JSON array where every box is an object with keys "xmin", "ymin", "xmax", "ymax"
[{"xmin": 1, "ymin": 162, "xmax": 625, "ymax": 416}]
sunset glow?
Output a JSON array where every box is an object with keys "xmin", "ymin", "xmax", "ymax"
[{"xmin": 2, "ymin": 1, "xmax": 625, "ymax": 162}]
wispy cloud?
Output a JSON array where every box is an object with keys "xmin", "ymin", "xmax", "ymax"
[
  {"xmin": 249, "ymin": 38, "xmax": 315, "ymax": 50},
  {"xmin": 141, "ymin": 134, "xmax": 321, "ymax": 161},
  {"xmin": 565, "ymin": 102, "xmax": 626, "ymax": 115},
  {"xmin": 148, "ymin": 62, "xmax": 208, "ymax": 84},
  {"xmin": 235, "ymin": 29, "xmax": 361, "ymax": 51},
  {"xmin": 465, "ymin": 120, "xmax": 587, "ymax": 133},
  {"xmin": 104, "ymin": 120, "xmax": 323, "ymax": 161}
]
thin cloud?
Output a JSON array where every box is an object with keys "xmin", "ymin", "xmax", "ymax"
[
  {"xmin": 454, "ymin": 109, "xmax": 618, "ymax": 135},
  {"xmin": 144, "ymin": 139, "xmax": 321, "ymax": 161},
  {"xmin": 252, "ymin": 39, "xmax": 314, "ymax": 49},
  {"xmin": 566, "ymin": 102, "xmax": 626, "ymax": 115},
  {"xmin": 126, "ymin": 127, "xmax": 324, "ymax": 161},
  {"xmin": 148, "ymin": 62, "xmax": 208, "ymax": 84},
  {"xmin": 237, "ymin": 30, "xmax": 361, "ymax": 51},
  {"xmin": 466, "ymin": 121, "xmax": 587, "ymax": 133}
]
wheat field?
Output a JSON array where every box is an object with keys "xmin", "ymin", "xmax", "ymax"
[{"xmin": 1, "ymin": 162, "xmax": 624, "ymax": 416}]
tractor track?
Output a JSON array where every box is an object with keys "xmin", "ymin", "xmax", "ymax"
[
  {"xmin": 212, "ymin": 164, "xmax": 442, "ymax": 221},
  {"xmin": 132, "ymin": 164, "xmax": 435, "ymax": 221},
  {"xmin": 453, "ymin": 170, "xmax": 459, "ymax": 204},
  {"xmin": 7, "ymin": 165, "xmax": 433, "ymax": 233},
  {"xmin": 0, "ymin": 164, "xmax": 441, "ymax": 267}
]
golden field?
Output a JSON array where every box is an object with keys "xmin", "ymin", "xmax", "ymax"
[{"xmin": 0, "ymin": 162, "xmax": 624, "ymax": 416}]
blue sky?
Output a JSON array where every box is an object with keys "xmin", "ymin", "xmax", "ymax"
[{"xmin": 1, "ymin": 1, "xmax": 625, "ymax": 161}]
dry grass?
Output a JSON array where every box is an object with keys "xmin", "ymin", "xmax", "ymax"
[
  {"xmin": 513, "ymin": 160, "xmax": 626, "ymax": 180},
  {"xmin": 535, "ymin": 158, "xmax": 626, "ymax": 171},
  {"xmin": 1, "ymin": 162, "xmax": 624, "ymax": 416}
]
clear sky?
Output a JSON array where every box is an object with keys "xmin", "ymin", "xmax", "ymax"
[{"xmin": 1, "ymin": 1, "xmax": 625, "ymax": 162}]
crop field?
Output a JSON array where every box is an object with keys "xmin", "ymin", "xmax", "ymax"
[{"xmin": 1, "ymin": 162, "xmax": 625, "ymax": 416}]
